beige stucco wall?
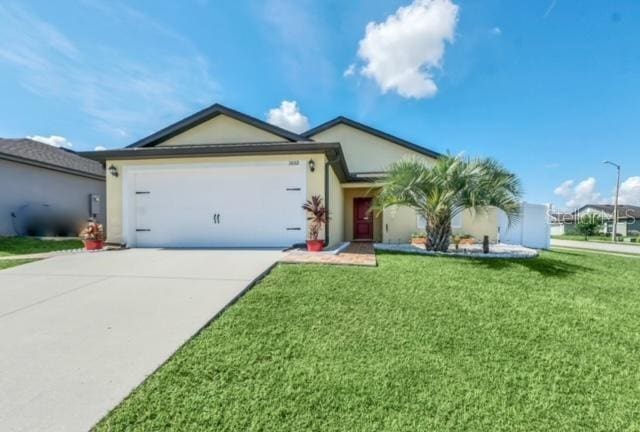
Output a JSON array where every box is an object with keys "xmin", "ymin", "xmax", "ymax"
[
  {"xmin": 158, "ymin": 114, "xmax": 283, "ymax": 146},
  {"xmin": 454, "ymin": 208, "xmax": 499, "ymax": 242},
  {"xmin": 343, "ymin": 188, "xmax": 383, "ymax": 242},
  {"xmin": 105, "ymin": 154, "xmax": 325, "ymax": 245},
  {"xmin": 375, "ymin": 206, "xmax": 500, "ymax": 244},
  {"xmin": 382, "ymin": 205, "xmax": 418, "ymax": 243},
  {"xmin": 308, "ymin": 123, "xmax": 436, "ymax": 173},
  {"xmin": 327, "ymin": 166, "xmax": 344, "ymax": 247}
]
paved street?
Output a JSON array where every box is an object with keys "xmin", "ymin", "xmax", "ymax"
[{"xmin": 551, "ymin": 239, "xmax": 640, "ymax": 255}]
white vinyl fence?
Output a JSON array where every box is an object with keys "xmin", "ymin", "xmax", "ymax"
[{"xmin": 498, "ymin": 202, "xmax": 551, "ymax": 249}]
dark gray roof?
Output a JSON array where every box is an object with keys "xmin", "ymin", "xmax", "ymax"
[
  {"xmin": 578, "ymin": 204, "xmax": 640, "ymax": 220},
  {"xmin": 549, "ymin": 211, "xmax": 576, "ymax": 223},
  {"xmin": 127, "ymin": 103, "xmax": 308, "ymax": 148},
  {"xmin": 0, "ymin": 138, "xmax": 105, "ymax": 180},
  {"xmin": 302, "ymin": 116, "xmax": 441, "ymax": 159}
]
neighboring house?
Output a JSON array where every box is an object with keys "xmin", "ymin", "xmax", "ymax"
[
  {"xmin": 550, "ymin": 211, "xmax": 577, "ymax": 236},
  {"xmin": 82, "ymin": 104, "xmax": 505, "ymax": 248},
  {"xmin": 550, "ymin": 204, "xmax": 640, "ymax": 236},
  {"xmin": 0, "ymin": 138, "xmax": 105, "ymax": 236},
  {"xmin": 580, "ymin": 204, "xmax": 640, "ymax": 236}
]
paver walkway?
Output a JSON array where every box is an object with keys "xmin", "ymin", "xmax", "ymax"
[{"xmin": 281, "ymin": 242, "xmax": 376, "ymax": 266}]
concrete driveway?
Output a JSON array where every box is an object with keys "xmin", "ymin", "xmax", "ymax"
[{"xmin": 0, "ymin": 248, "xmax": 283, "ymax": 432}]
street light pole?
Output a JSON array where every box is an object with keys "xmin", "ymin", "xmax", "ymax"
[{"xmin": 603, "ymin": 160, "xmax": 621, "ymax": 242}]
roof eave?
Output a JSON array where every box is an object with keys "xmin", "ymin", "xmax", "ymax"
[
  {"xmin": 302, "ymin": 116, "xmax": 442, "ymax": 159},
  {"xmin": 80, "ymin": 142, "xmax": 350, "ymax": 182},
  {"xmin": 0, "ymin": 151, "xmax": 105, "ymax": 181}
]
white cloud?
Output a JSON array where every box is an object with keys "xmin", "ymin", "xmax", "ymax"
[
  {"xmin": 618, "ymin": 176, "xmax": 640, "ymax": 205},
  {"xmin": 94, "ymin": 145, "xmax": 107, "ymax": 151},
  {"xmin": 0, "ymin": 3, "xmax": 218, "ymax": 142},
  {"xmin": 27, "ymin": 135, "xmax": 72, "ymax": 148},
  {"xmin": 266, "ymin": 100, "xmax": 310, "ymax": 133},
  {"xmin": 343, "ymin": 64, "xmax": 356, "ymax": 77},
  {"xmin": 554, "ymin": 177, "xmax": 604, "ymax": 208},
  {"xmin": 491, "ymin": 26, "xmax": 502, "ymax": 35},
  {"xmin": 355, "ymin": 0, "xmax": 459, "ymax": 99}
]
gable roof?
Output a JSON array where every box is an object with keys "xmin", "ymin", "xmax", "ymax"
[
  {"xmin": 302, "ymin": 116, "xmax": 441, "ymax": 159},
  {"xmin": 0, "ymin": 138, "xmax": 105, "ymax": 180},
  {"xmin": 127, "ymin": 103, "xmax": 307, "ymax": 148}
]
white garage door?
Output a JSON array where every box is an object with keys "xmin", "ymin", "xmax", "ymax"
[{"xmin": 123, "ymin": 161, "xmax": 307, "ymax": 248}]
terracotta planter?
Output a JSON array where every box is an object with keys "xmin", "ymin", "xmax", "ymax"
[
  {"xmin": 84, "ymin": 239, "xmax": 104, "ymax": 251},
  {"xmin": 306, "ymin": 240, "xmax": 325, "ymax": 252},
  {"xmin": 411, "ymin": 237, "xmax": 428, "ymax": 247},
  {"xmin": 459, "ymin": 238, "xmax": 476, "ymax": 245}
]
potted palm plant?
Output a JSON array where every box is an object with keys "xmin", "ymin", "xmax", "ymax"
[
  {"xmin": 79, "ymin": 219, "xmax": 105, "ymax": 250},
  {"xmin": 301, "ymin": 195, "xmax": 328, "ymax": 252}
]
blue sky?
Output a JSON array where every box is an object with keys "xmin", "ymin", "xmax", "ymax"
[{"xmin": 1, "ymin": 0, "xmax": 639, "ymax": 209}]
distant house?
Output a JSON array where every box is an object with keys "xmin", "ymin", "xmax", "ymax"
[
  {"xmin": 0, "ymin": 138, "xmax": 105, "ymax": 236},
  {"xmin": 550, "ymin": 204, "xmax": 640, "ymax": 237},
  {"xmin": 581, "ymin": 204, "xmax": 640, "ymax": 236}
]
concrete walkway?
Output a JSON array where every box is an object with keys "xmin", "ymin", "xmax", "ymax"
[
  {"xmin": 0, "ymin": 248, "xmax": 283, "ymax": 432},
  {"xmin": 551, "ymin": 239, "xmax": 640, "ymax": 255}
]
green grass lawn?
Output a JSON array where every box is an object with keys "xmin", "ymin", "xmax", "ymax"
[
  {"xmin": 96, "ymin": 251, "xmax": 640, "ymax": 432},
  {"xmin": 0, "ymin": 259, "xmax": 39, "ymax": 270},
  {"xmin": 0, "ymin": 236, "xmax": 83, "ymax": 257}
]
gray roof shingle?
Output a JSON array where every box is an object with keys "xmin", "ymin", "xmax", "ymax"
[
  {"xmin": 579, "ymin": 204, "xmax": 640, "ymax": 220},
  {"xmin": 0, "ymin": 138, "xmax": 105, "ymax": 179}
]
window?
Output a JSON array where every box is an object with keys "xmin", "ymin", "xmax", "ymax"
[
  {"xmin": 417, "ymin": 214, "xmax": 426, "ymax": 229},
  {"xmin": 451, "ymin": 212, "xmax": 463, "ymax": 229}
]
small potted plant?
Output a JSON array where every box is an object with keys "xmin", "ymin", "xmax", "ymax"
[
  {"xmin": 452, "ymin": 235, "xmax": 463, "ymax": 251},
  {"xmin": 79, "ymin": 219, "xmax": 105, "ymax": 251},
  {"xmin": 301, "ymin": 195, "xmax": 328, "ymax": 252},
  {"xmin": 411, "ymin": 232, "xmax": 428, "ymax": 247},
  {"xmin": 459, "ymin": 234, "xmax": 476, "ymax": 245},
  {"xmin": 452, "ymin": 234, "xmax": 476, "ymax": 250}
]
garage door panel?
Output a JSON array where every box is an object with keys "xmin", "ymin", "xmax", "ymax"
[{"xmin": 126, "ymin": 162, "xmax": 306, "ymax": 248}]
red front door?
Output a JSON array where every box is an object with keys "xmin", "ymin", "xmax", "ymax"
[{"xmin": 353, "ymin": 197, "xmax": 373, "ymax": 240}]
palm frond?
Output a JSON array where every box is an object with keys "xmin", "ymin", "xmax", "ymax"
[{"xmin": 375, "ymin": 154, "xmax": 523, "ymax": 250}]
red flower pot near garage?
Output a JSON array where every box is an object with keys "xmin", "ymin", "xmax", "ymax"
[
  {"xmin": 84, "ymin": 239, "xmax": 104, "ymax": 251},
  {"xmin": 306, "ymin": 240, "xmax": 325, "ymax": 252}
]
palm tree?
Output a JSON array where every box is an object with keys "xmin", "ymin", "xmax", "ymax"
[{"xmin": 374, "ymin": 155, "xmax": 523, "ymax": 252}]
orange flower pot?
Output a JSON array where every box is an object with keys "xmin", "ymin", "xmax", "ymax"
[
  {"xmin": 84, "ymin": 240, "xmax": 104, "ymax": 251},
  {"xmin": 411, "ymin": 237, "xmax": 428, "ymax": 247},
  {"xmin": 306, "ymin": 240, "xmax": 325, "ymax": 252}
]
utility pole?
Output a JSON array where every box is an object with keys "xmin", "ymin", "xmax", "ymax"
[{"xmin": 603, "ymin": 160, "xmax": 621, "ymax": 242}]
